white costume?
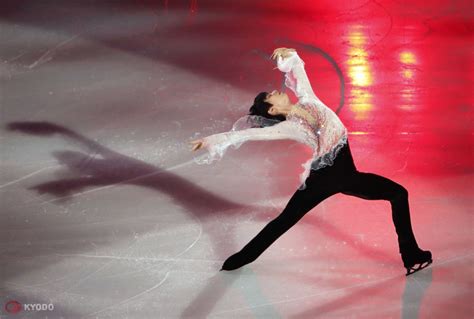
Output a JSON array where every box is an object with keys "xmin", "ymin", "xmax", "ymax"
[{"xmin": 194, "ymin": 50, "xmax": 348, "ymax": 190}]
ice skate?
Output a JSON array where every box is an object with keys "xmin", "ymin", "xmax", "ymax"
[
  {"xmin": 401, "ymin": 247, "xmax": 432, "ymax": 276},
  {"xmin": 220, "ymin": 251, "xmax": 254, "ymax": 271}
]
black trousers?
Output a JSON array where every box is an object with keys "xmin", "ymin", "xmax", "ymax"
[{"xmin": 237, "ymin": 140, "xmax": 420, "ymax": 264}]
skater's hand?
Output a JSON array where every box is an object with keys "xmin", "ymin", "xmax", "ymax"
[
  {"xmin": 189, "ymin": 139, "xmax": 205, "ymax": 152},
  {"xmin": 271, "ymin": 47, "xmax": 296, "ymax": 60}
]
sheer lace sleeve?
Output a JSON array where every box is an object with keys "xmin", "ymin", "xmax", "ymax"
[
  {"xmin": 193, "ymin": 120, "xmax": 308, "ymax": 165},
  {"xmin": 277, "ymin": 51, "xmax": 322, "ymax": 104}
]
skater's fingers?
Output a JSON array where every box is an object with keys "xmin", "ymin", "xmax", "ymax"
[
  {"xmin": 271, "ymin": 48, "xmax": 283, "ymax": 60},
  {"xmin": 191, "ymin": 142, "xmax": 203, "ymax": 151},
  {"xmin": 284, "ymin": 48, "xmax": 295, "ymax": 58},
  {"xmin": 189, "ymin": 139, "xmax": 203, "ymax": 151},
  {"xmin": 189, "ymin": 139, "xmax": 203, "ymax": 145},
  {"xmin": 281, "ymin": 48, "xmax": 295, "ymax": 59}
]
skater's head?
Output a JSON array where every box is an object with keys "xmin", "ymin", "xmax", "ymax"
[{"xmin": 248, "ymin": 90, "xmax": 290, "ymax": 124}]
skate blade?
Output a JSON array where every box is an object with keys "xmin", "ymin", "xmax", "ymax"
[{"xmin": 405, "ymin": 259, "xmax": 433, "ymax": 276}]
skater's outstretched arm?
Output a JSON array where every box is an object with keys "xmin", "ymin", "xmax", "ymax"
[
  {"xmin": 190, "ymin": 120, "xmax": 308, "ymax": 157},
  {"xmin": 274, "ymin": 48, "xmax": 322, "ymax": 105}
]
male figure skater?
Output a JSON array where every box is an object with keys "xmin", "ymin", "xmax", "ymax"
[{"xmin": 190, "ymin": 48, "xmax": 432, "ymax": 276}]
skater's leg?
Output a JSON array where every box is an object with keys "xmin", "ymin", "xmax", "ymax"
[
  {"xmin": 221, "ymin": 175, "xmax": 339, "ymax": 271},
  {"xmin": 340, "ymin": 171, "xmax": 419, "ymax": 251},
  {"xmin": 340, "ymin": 171, "xmax": 432, "ymax": 275}
]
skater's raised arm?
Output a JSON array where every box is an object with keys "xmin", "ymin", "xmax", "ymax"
[{"xmin": 272, "ymin": 48, "xmax": 322, "ymax": 104}]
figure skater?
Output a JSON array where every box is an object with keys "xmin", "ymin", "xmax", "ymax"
[{"xmin": 190, "ymin": 47, "xmax": 432, "ymax": 276}]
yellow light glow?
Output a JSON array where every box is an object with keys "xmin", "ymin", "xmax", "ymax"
[
  {"xmin": 399, "ymin": 51, "xmax": 417, "ymax": 65},
  {"xmin": 402, "ymin": 69, "xmax": 414, "ymax": 79},
  {"xmin": 350, "ymin": 88, "xmax": 373, "ymax": 120},
  {"xmin": 350, "ymin": 131, "xmax": 370, "ymax": 135},
  {"xmin": 346, "ymin": 26, "xmax": 374, "ymax": 121},
  {"xmin": 349, "ymin": 64, "xmax": 373, "ymax": 87},
  {"xmin": 347, "ymin": 26, "xmax": 366, "ymax": 46}
]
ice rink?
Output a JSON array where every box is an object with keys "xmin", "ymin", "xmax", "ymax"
[{"xmin": 1, "ymin": 0, "xmax": 473, "ymax": 318}]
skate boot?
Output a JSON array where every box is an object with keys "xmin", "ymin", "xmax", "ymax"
[
  {"xmin": 220, "ymin": 251, "xmax": 256, "ymax": 271},
  {"xmin": 400, "ymin": 245, "xmax": 432, "ymax": 276}
]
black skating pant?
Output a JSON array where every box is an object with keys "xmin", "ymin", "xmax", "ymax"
[{"xmin": 235, "ymin": 140, "xmax": 420, "ymax": 265}]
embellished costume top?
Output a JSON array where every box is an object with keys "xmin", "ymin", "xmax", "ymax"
[{"xmin": 194, "ymin": 50, "xmax": 348, "ymax": 190}]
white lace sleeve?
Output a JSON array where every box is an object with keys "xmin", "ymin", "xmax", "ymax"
[
  {"xmin": 277, "ymin": 51, "xmax": 322, "ymax": 104},
  {"xmin": 193, "ymin": 120, "xmax": 308, "ymax": 164}
]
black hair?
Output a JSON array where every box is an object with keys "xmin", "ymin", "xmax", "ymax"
[{"xmin": 248, "ymin": 92, "xmax": 286, "ymax": 125}]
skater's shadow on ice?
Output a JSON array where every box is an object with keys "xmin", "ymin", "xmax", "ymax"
[{"xmin": 6, "ymin": 121, "xmax": 266, "ymax": 218}]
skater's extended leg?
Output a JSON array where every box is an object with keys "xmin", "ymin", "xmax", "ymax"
[
  {"xmin": 221, "ymin": 176, "xmax": 339, "ymax": 271},
  {"xmin": 341, "ymin": 171, "xmax": 418, "ymax": 249},
  {"xmin": 340, "ymin": 171, "xmax": 432, "ymax": 275}
]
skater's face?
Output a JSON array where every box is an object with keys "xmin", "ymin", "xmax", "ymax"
[{"xmin": 264, "ymin": 90, "xmax": 291, "ymax": 116}]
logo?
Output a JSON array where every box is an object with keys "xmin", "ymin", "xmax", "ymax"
[
  {"xmin": 4, "ymin": 300, "xmax": 54, "ymax": 314},
  {"xmin": 5, "ymin": 300, "xmax": 22, "ymax": 314}
]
